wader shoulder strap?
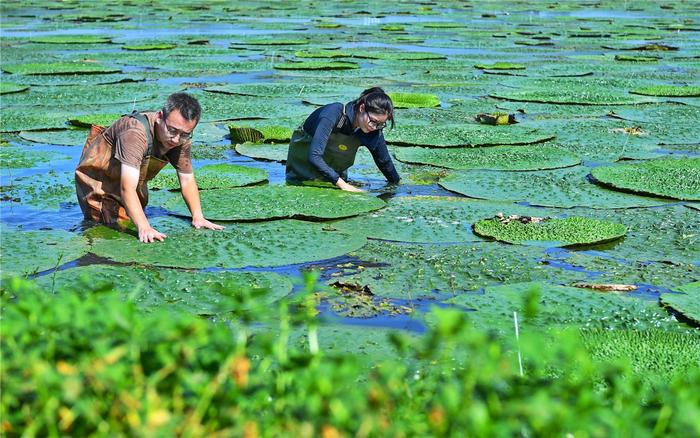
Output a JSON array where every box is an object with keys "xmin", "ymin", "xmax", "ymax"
[
  {"xmin": 126, "ymin": 111, "xmax": 154, "ymax": 157},
  {"xmin": 336, "ymin": 104, "xmax": 347, "ymax": 129}
]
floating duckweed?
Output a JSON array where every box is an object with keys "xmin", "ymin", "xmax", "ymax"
[
  {"xmin": 629, "ymin": 85, "xmax": 700, "ymax": 97},
  {"xmin": 163, "ymin": 185, "xmax": 385, "ymax": 221},
  {"xmin": 591, "ymin": 158, "xmax": 700, "ymax": 201},
  {"xmin": 473, "ymin": 215, "xmax": 627, "ymax": 247},
  {"xmin": 387, "ymin": 92, "xmax": 440, "ymax": 108},
  {"xmin": 149, "ymin": 164, "xmax": 268, "ymax": 191},
  {"xmin": 394, "ymin": 145, "xmax": 580, "ymax": 171},
  {"xmin": 474, "ymin": 62, "xmax": 526, "ymax": 70},
  {"xmin": 660, "ymin": 282, "xmax": 700, "ymax": 324},
  {"xmin": 273, "ymin": 61, "xmax": 359, "ymax": 70}
]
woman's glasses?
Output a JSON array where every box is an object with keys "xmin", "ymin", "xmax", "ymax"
[{"xmin": 366, "ymin": 112, "xmax": 387, "ymax": 130}]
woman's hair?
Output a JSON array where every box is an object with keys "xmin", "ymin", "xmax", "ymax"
[{"xmin": 354, "ymin": 87, "xmax": 395, "ymax": 130}]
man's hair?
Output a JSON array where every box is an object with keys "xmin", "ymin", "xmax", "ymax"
[{"xmin": 162, "ymin": 92, "xmax": 202, "ymax": 122}]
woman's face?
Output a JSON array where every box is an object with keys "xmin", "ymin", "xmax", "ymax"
[{"xmin": 358, "ymin": 104, "xmax": 389, "ymax": 133}]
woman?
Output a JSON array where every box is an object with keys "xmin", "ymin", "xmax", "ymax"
[{"xmin": 286, "ymin": 87, "xmax": 400, "ymax": 192}]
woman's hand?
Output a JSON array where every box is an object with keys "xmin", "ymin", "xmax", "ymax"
[{"xmin": 335, "ymin": 178, "xmax": 364, "ymax": 193}]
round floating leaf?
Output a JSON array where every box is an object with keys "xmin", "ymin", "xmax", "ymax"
[
  {"xmin": 234, "ymin": 142, "xmax": 288, "ymax": 162},
  {"xmin": 474, "ymin": 62, "xmax": 526, "ymax": 70},
  {"xmin": 447, "ymin": 282, "xmax": 677, "ymax": 331},
  {"xmin": 580, "ymin": 329, "xmax": 700, "ymax": 382},
  {"xmin": 0, "ymin": 83, "xmax": 29, "ymax": 94},
  {"xmin": 473, "ymin": 216, "xmax": 627, "ymax": 247},
  {"xmin": 490, "ymin": 78, "xmax": 652, "ymax": 105},
  {"xmin": 661, "ymin": 282, "xmax": 700, "ymax": 324},
  {"xmin": 19, "ymin": 128, "xmax": 87, "ymax": 146},
  {"xmin": 163, "ymin": 185, "xmax": 386, "ymax": 221},
  {"xmin": 629, "ymin": 85, "xmax": 700, "ymax": 97},
  {"xmin": 439, "ymin": 166, "xmax": 669, "ymax": 208},
  {"xmin": 332, "ymin": 242, "xmax": 564, "ymax": 299},
  {"xmin": 273, "ymin": 61, "xmax": 359, "ymax": 70},
  {"xmin": 0, "ymin": 171, "xmax": 75, "ymax": 211},
  {"xmin": 387, "ymin": 92, "xmax": 440, "ymax": 109},
  {"xmin": 87, "ymin": 216, "xmax": 367, "ymax": 269},
  {"xmin": 35, "ymin": 265, "xmax": 293, "ymax": 315},
  {"xmin": 232, "ymin": 38, "xmax": 308, "ymax": 46},
  {"xmin": 149, "ymin": 164, "xmax": 268, "ymax": 190},
  {"xmin": 123, "ymin": 43, "xmax": 177, "ymax": 51},
  {"xmin": 591, "ymin": 158, "xmax": 700, "ymax": 201},
  {"xmin": 0, "ymin": 110, "xmax": 72, "ymax": 132},
  {"xmin": 385, "ymin": 124, "xmax": 554, "ymax": 147},
  {"xmin": 332, "ymin": 196, "xmax": 555, "ymax": 243},
  {"xmin": 68, "ymin": 113, "xmax": 122, "ymax": 128},
  {"xmin": 2, "ymin": 62, "xmax": 121, "ymax": 75},
  {"xmin": 228, "ymin": 123, "xmax": 293, "ymax": 144},
  {"xmin": 614, "ymin": 55, "xmax": 660, "ymax": 62},
  {"xmin": 1, "ymin": 228, "xmax": 89, "ymax": 276},
  {"xmin": 29, "ymin": 35, "xmax": 112, "ymax": 44},
  {"xmin": 394, "ymin": 145, "xmax": 580, "ymax": 171}
]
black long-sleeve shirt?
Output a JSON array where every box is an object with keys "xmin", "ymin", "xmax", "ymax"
[{"xmin": 302, "ymin": 101, "xmax": 401, "ymax": 184}]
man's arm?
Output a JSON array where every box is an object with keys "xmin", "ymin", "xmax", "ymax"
[
  {"xmin": 178, "ymin": 171, "xmax": 224, "ymax": 231},
  {"xmin": 121, "ymin": 163, "xmax": 167, "ymax": 243}
]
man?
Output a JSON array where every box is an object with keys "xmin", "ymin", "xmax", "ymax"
[{"xmin": 75, "ymin": 92, "xmax": 223, "ymax": 243}]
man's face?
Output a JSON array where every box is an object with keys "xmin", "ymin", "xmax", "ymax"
[{"xmin": 156, "ymin": 108, "xmax": 197, "ymax": 149}]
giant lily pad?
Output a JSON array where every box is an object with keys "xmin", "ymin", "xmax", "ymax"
[
  {"xmin": 0, "ymin": 171, "xmax": 75, "ymax": 210},
  {"xmin": 473, "ymin": 216, "xmax": 627, "ymax": 247},
  {"xmin": 205, "ymin": 83, "xmax": 359, "ymax": 98},
  {"xmin": 2, "ymin": 62, "xmax": 121, "ymax": 75},
  {"xmin": 68, "ymin": 113, "xmax": 122, "ymax": 128},
  {"xmin": 660, "ymin": 282, "xmax": 700, "ymax": 324},
  {"xmin": 394, "ymin": 145, "xmax": 580, "ymax": 170},
  {"xmin": 29, "ymin": 35, "xmax": 113, "ymax": 44},
  {"xmin": 228, "ymin": 123, "xmax": 294, "ymax": 144},
  {"xmin": 87, "ymin": 216, "xmax": 367, "ymax": 269},
  {"xmin": 332, "ymin": 196, "xmax": 555, "ymax": 243},
  {"xmin": 0, "ymin": 83, "xmax": 28, "ymax": 94},
  {"xmin": 163, "ymin": 185, "xmax": 385, "ymax": 221},
  {"xmin": 0, "ymin": 110, "xmax": 72, "ymax": 132},
  {"xmin": 1, "ymin": 228, "xmax": 89, "ymax": 276},
  {"xmin": 385, "ymin": 124, "xmax": 554, "ymax": 147},
  {"xmin": 35, "ymin": 265, "xmax": 293, "ymax": 315},
  {"xmin": 447, "ymin": 282, "xmax": 678, "ymax": 331},
  {"xmin": 234, "ymin": 142, "xmax": 288, "ymax": 162},
  {"xmin": 330, "ymin": 242, "xmax": 569, "ymax": 299},
  {"xmin": 439, "ymin": 166, "xmax": 669, "ymax": 208},
  {"xmin": 387, "ymin": 92, "xmax": 440, "ymax": 109},
  {"xmin": 18, "ymin": 128, "xmax": 88, "ymax": 146},
  {"xmin": 629, "ymin": 85, "xmax": 700, "ymax": 97},
  {"xmin": 123, "ymin": 43, "xmax": 177, "ymax": 51},
  {"xmin": 490, "ymin": 78, "xmax": 652, "ymax": 105},
  {"xmin": 274, "ymin": 61, "xmax": 359, "ymax": 70},
  {"xmin": 149, "ymin": 164, "xmax": 268, "ymax": 190},
  {"xmin": 580, "ymin": 329, "xmax": 700, "ymax": 382},
  {"xmin": 591, "ymin": 158, "xmax": 700, "ymax": 201}
]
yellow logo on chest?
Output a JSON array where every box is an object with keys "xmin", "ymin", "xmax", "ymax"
[{"xmin": 338, "ymin": 144, "xmax": 348, "ymax": 151}]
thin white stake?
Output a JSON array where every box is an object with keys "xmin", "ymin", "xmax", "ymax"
[{"xmin": 514, "ymin": 311, "xmax": 524, "ymax": 377}]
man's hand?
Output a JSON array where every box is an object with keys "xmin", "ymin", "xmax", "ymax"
[
  {"xmin": 335, "ymin": 178, "xmax": 364, "ymax": 193},
  {"xmin": 192, "ymin": 217, "xmax": 224, "ymax": 231},
  {"xmin": 138, "ymin": 226, "xmax": 167, "ymax": 243}
]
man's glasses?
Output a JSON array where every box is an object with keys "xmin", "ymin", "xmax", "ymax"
[
  {"xmin": 366, "ymin": 112, "xmax": 387, "ymax": 130},
  {"xmin": 163, "ymin": 118, "xmax": 193, "ymax": 141}
]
